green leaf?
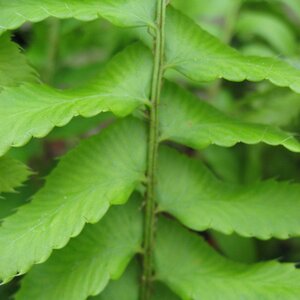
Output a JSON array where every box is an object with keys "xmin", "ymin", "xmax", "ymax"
[
  {"xmin": 0, "ymin": 117, "xmax": 147, "ymax": 283},
  {"xmin": 16, "ymin": 197, "xmax": 143, "ymax": 300},
  {"xmin": 211, "ymin": 230, "xmax": 257, "ymax": 263},
  {"xmin": 152, "ymin": 283, "xmax": 181, "ymax": 300},
  {"xmin": 201, "ymin": 146, "xmax": 241, "ymax": 183},
  {"xmin": 92, "ymin": 260, "xmax": 140, "ymax": 300},
  {"xmin": 165, "ymin": 7, "xmax": 300, "ymax": 93},
  {"xmin": 0, "ymin": 43, "xmax": 152, "ymax": 156},
  {"xmin": 155, "ymin": 218, "xmax": 300, "ymax": 300},
  {"xmin": 0, "ymin": 156, "xmax": 31, "ymax": 194},
  {"xmin": 159, "ymin": 82, "xmax": 300, "ymax": 152},
  {"xmin": 236, "ymin": 11, "xmax": 297, "ymax": 55},
  {"xmin": 239, "ymin": 88, "xmax": 300, "ymax": 127},
  {"xmin": 171, "ymin": 0, "xmax": 240, "ymax": 38},
  {"xmin": 0, "ymin": 280, "xmax": 18, "ymax": 300},
  {"xmin": 240, "ymin": 42, "xmax": 278, "ymax": 57},
  {"xmin": 0, "ymin": 184, "xmax": 34, "ymax": 220},
  {"xmin": 171, "ymin": 0, "xmax": 233, "ymax": 20},
  {"xmin": 0, "ymin": 0, "xmax": 156, "ymax": 35},
  {"xmin": 92, "ymin": 260, "xmax": 180, "ymax": 300},
  {"xmin": 47, "ymin": 113, "xmax": 114, "ymax": 140},
  {"xmin": 157, "ymin": 147, "xmax": 300, "ymax": 239},
  {"xmin": 0, "ymin": 34, "xmax": 37, "ymax": 89}
]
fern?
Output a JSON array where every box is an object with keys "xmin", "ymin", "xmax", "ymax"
[
  {"xmin": 157, "ymin": 147, "xmax": 300, "ymax": 239},
  {"xmin": 236, "ymin": 11, "xmax": 297, "ymax": 56},
  {"xmin": 164, "ymin": 7, "xmax": 300, "ymax": 92},
  {"xmin": 0, "ymin": 118, "xmax": 146, "ymax": 283},
  {"xmin": 160, "ymin": 82, "xmax": 300, "ymax": 151},
  {"xmin": 0, "ymin": 156, "xmax": 31, "ymax": 194},
  {"xmin": 0, "ymin": 0, "xmax": 156, "ymax": 31},
  {"xmin": 0, "ymin": 34, "xmax": 37, "ymax": 89},
  {"xmin": 0, "ymin": 1, "xmax": 300, "ymax": 299},
  {"xmin": 15, "ymin": 196, "xmax": 143, "ymax": 300},
  {"xmin": 92, "ymin": 260, "xmax": 180, "ymax": 300},
  {"xmin": 155, "ymin": 218, "xmax": 300, "ymax": 300},
  {"xmin": 0, "ymin": 44, "xmax": 151, "ymax": 155}
]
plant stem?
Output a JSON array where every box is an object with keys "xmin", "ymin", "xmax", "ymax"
[{"xmin": 141, "ymin": 1, "xmax": 166, "ymax": 299}]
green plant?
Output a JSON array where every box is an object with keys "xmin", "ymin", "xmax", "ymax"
[{"xmin": 1, "ymin": 0, "xmax": 300, "ymax": 299}]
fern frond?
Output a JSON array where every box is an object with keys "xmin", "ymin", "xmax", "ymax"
[
  {"xmin": 157, "ymin": 147, "xmax": 300, "ymax": 239},
  {"xmin": 155, "ymin": 218, "xmax": 300, "ymax": 300},
  {"xmin": 0, "ymin": 156, "xmax": 31, "ymax": 194},
  {"xmin": 0, "ymin": 117, "xmax": 146, "ymax": 283},
  {"xmin": 236, "ymin": 11, "xmax": 297, "ymax": 55},
  {"xmin": 0, "ymin": 34, "xmax": 37, "ymax": 89},
  {"xmin": 92, "ymin": 261, "xmax": 140, "ymax": 300},
  {"xmin": 92, "ymin": 260, "xmax": 179, "ymax": 300},
  {"xmin": 159, "ymin": 82, "xmax": 300, "ymax": 152},
  {"xmin": 165, "ymin": 7, "xmax": 300, "ymax": 93},
  {"xmin": 0, "ymin": 44, "xmax": 152, "ymax": 156},
  {"xmin": 0, "ymin": 0, "xmax": 156, "ymax": 34},
  {"xmin": 16, "ymin": 197, "xmax": 143, "ymax": 300},
  {"xmin": 238, "ymin": 88, "xmax": 300, "ymax": 127}
]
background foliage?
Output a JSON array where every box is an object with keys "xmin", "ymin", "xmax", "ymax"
[{"xmin": 1, "ymin": 0, "xmax": 300, "ymax": 299}]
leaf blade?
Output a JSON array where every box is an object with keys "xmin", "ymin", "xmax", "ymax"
[
  {"xmin": 165, "ymin": 7, "xmax": 300, "ymax": 93},
  {"xmin": 92, "ymin": 261, "xmax": 140, "ymax": 300},
  {"xmin": 0, "ymin": 0, "xmax": 156, "ymax": 34},
  {"xmin": 16, "ymin": 197, "xmax": 143, "ymax": 300},
  {"xmin": 159, "ymin": 82, "xmax": 300, "ymax": 152},
  {"xmin": 0, "ymin": 156, "xmax": 31, "ymax": 194},
  {"xmin": 157, "ymin": 147, "xmax": 300, "ymax": 239},
  {"xmin": 91, "ymin": 260, "xmax": 180, "ymax": 300},
  {"xmin": 0, "ymin": 34, "xmax": 37, "ymax": 89},
  {"xmin": 0, "ymin": 117, "xmax": 147, "ymax": 283},
  {"xmin": 0, "ymin": 43, "xmax": 152, "ymax": 156},
  {"xmin": 155, "ymin": 218, "xmax": 300, "ymax": 300}
]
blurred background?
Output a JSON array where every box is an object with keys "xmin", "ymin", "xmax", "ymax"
[{"xmin": 1, "ymin": 0, "xmax": 300, "ymax": 298}]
